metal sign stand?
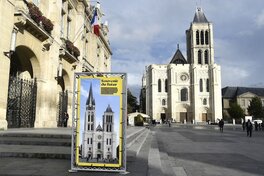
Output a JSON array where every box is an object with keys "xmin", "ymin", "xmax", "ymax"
[{"xmin": 70, "ymin": 72, "xmax": 127, "ymax": 173}]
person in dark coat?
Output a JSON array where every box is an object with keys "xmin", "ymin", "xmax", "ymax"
[
  {"xmin": 246, "ymin": 119, "xmax": 253, "ymax": 137},
  {"xmin": 254, "ymin": 121, "xmax": 258, "ymax": 131},
  {"xmin": 63, "ymin": 112, "xmax": 69, "ymax": 127},
  {"xmin": 242, "ymin": 121, "xmax": 246, "ymax": 131},
  {"xmin": 219, "ymin": 119, "xmax": 224, "ymax": 133}
]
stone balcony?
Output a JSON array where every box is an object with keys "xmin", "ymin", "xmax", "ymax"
[{"xmin": 14, "ymin": 0, "xmax": 53, "ymax": 50}]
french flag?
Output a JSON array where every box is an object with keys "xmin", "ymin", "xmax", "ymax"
[{"xmin": 91, "ymin": 8, "xmax": 100, "ymax": 36}]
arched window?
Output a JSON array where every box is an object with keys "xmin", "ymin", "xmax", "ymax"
[
  {"xmin": 205, "ymin": 31, "xmax": 209, "ymax": 45},
  {"xmin": 91, "ymin": 138, "xmax": 92, "ymax": 144},
  {"xmin": 165, "ymin": 79, "xmax": 168, "ymax": 92},
  {"xmin": 88, "ymin": 124, "xmax": 90, "ymax": 130},
  {"xmin": 196, "ymin": 30, "xmax": 200, "ymax": 45},
  {"xmin": 203, "ymin": 98, "xmax": 207, "ymax": 105},
  {"xmin": 107, "ymin": 139, "xmax": 108, "ymax": 145},
  {"xmin": 88, "ymin": 115, "xmax": 90, "ymax": 122},
  {"xmin": 204, "ymin": 50, "xmax": 209, "ymax": 64},
  {"xmin": 198, "ymin": 50, "xmax": 202, "ymax": 64},
  {"xmin": 181, "ymin": 88, "xmax": 188, "ymax": 101},
  {"xmin": 206, "ymin": 79, "xmax": 209, "ymax": 92},
  {"xmin": 201, "ymin": 31, "xmax": 204, "ymax": 45},
  {"xmin": 110, "ymin": 125, "xmax": 112, "ymax": 132},
  {"xmin": 97, "ymin": 142, "xmax": 101, "ymax": 149},
  {"xmin": 200, "ymin": 79, "xmax": 203, "ymax": 92},
  {"xmin": 91, "ymin": 114, "xmax": 93, "ymax": 122},
  {"xmin": 162, "ymin": 99, "xmax": 166, "ymax": 106},
  {"xmin": 158, "ymin": 79, "xmax": 161, "ymax": 92},
  {"xmin": 91, "ymin": 124, "xmax": 94, "ymax": 130}
]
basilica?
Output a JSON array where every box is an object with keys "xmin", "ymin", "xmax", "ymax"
[{"xmin": 142, "ymin": 8, "xmax": 222, "ymax": 123}]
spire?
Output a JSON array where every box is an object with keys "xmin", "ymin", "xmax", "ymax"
[
  {"xmin": 105, "ymin": 104, "xmax": 113, "ymax": 113},
  {"xmin": 193, "ymin": 7, "xmax": 209, "ymax": 23},
  {"xmin": 86, "ymin": 83, "xmax": 95, "ymax": 106}
]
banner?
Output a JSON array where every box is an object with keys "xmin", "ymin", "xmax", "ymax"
[{"xmin": 71, "ymin": 73, "xmax": 127, "ymax": 172}]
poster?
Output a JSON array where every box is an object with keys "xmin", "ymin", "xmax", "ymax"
[{"xmin": 71, "ymin": 73, "xmax": 126, "ymax": 172}]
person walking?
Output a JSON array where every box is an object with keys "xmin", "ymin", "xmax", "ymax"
[
  {"xmin": 219, "ymin": 119, "xmax": 224, "ymax": 133},
  {"xmin": 242, "ymin": 121, "xmax": 246, "ymax": 131},
  {"xmin": 246, "ymin": 119, "xmax": 253, "ymax": 137},
  {"xmin": 63, "ymin": 112, "xmax": 69, "ymax": 127}
]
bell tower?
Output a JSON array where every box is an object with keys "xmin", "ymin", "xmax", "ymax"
[
  {"xmin": 186, "ymin": 7, "xmax": 214, "ymax": 65},
  {"xmin": 186, "ymin": 7, "xmax": 222, "ymax": 123}
]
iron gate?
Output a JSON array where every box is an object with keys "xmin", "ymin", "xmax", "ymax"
[
  {"xmin": 6, "ymin": 76, "xmax": 37, "ymax": 128},
  {"xmin": 57, "ymin": 90, "xmax": 68, "ymax": 127}
]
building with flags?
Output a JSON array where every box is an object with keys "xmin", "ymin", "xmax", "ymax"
[
  {"xmin": 0, "ymin": 0, "xmax": 112, "ymax": 129},
  {"xmin": 142, "ymin": 8, "xmax": 222, "ymax": 124}
]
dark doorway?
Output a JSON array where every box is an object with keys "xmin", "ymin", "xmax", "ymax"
[
  {"xmin": 180, "ymin": 112, "xmax": 187, "ymax": 123},
  {"xmin": 57, "ymin": 90, "xmax": 68, "ymax": 127},
  {"xmin": 161, "ymin": 113, "xmax": 166, "ymax": 123}
]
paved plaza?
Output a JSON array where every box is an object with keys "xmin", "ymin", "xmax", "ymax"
[
  {"xmin": 155, "ymin": 124, "xmax": 264, "ymax": 176},
  {"xmin": 1, "ymin": 124, "xmax": 264, "ymax": 176}
]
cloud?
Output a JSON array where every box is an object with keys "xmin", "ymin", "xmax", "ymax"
[
  {"xmin": 100, "ymin": 0, "xmax": 264, "ymax": 97},
  {"xmin": 256, "ymin": 9, "xmax": 264, "ymax": 28}
]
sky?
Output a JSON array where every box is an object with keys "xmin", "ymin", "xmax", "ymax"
[
  {"xmin": 99, "ymin": 0, "xmax": 264, "ymax": 98},
  {"xmin": 79, "ymin": 78, "xmax": 120, "ymax": 146}
]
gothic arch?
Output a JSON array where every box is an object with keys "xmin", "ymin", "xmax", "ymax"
[
  {"xmin": 200, "ymin": 30, "xmax": 204, "ymax": 45},
  {"xmin": 196, "ymin": 30, "xmax": 200, "ymax": 45},
  {"xmin": 205, "ymin": 30, "xmax": 209, "ymax": 45},
  {"xmin": 204, "ymin": 50, "xmax": 209, "ymax": 64},
  {"xmin": 198, "ymin": 50, "xmax": 202, "ymax": 64}
]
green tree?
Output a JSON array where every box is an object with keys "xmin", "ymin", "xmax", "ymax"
[
  {"xmin": 247, "ymin": 97, "xmax": 264, "ymax": 119},
  {"xmin": 227, "ymin": 102, "xmax": 244, "ymax": 121},
  {"xmin": 127, "ymin": 89, "xmax": 139, "ymax": 114}
]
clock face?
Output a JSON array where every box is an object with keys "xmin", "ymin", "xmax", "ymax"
[
  {"xmin": 181, "ymin": 74, "xmax": 187, "ymax": 81},
  {"xmin": 98, "ymin": 135, "xmax": 102, "ymax": 139}
]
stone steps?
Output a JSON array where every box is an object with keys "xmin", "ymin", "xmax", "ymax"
[
  {"xmin": 0, "ymin": 127, "xmax": 147, "ymax": 160},
  {"xmin": 0, "ymin": 127, "xmax": 151, "ymax": 176},
  {"xmin": 0, "ymin": 134, "xmax": 72, "ymax": 159},
  {"xmin": 0, "ymin": 136, "xmax": 71, "ymax": 146}
]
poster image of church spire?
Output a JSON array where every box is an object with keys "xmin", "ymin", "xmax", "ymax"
[{"xmin": 80, "ymin": 83, "xmax": 118, "ymax": 163}]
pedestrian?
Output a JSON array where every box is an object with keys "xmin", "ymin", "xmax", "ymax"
[
  {"xmin": 261, "ymin": 122, "xmax": 264, "ymax": 131},
  {"xmin": 246, "ymin": 119, "xmax": 253, "ymax": 137},
  {"xmin": 242, "ymin": 121, "xmax": 245, "ymax": 131},
  {"xmin": 168, "ymin": 120, "xmax": 171, "ymax": 127},
  {"xmin": 63, "ymin": 112, "xmax": 69, "ymax": 127},
  {"xmin": 254, "ymin": 121, "xmax": 258, "ymax": 131},
  {"xmin": 219, "ymin": 119, "xmax": 224, "ymax": 133}
]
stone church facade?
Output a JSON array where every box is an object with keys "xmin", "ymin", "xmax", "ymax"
[
  {"xmin": 82, "ymin": 84, "xmax": 116, "ymax": 160},
  {"xmin": 0, "ymin": 0, "xmax": 112, "ymax": 129},
  {"xmin": 143, "ymin": 8, "xmax": 222, "ymax": 123}
]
